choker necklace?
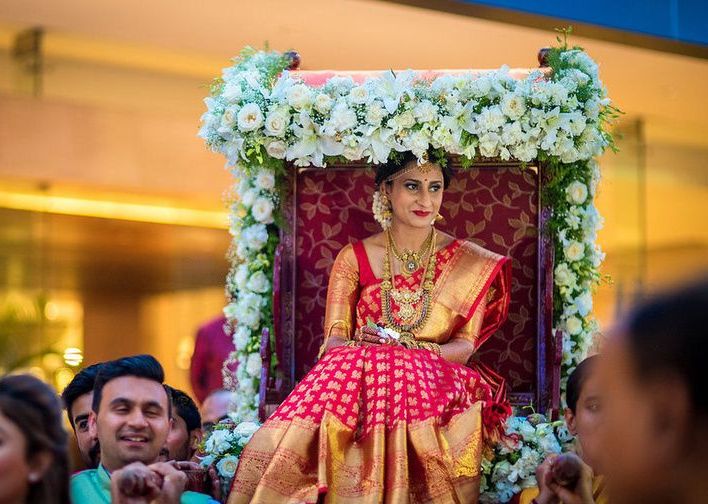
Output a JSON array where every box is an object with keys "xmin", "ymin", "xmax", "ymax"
[
  {"xmin": 381, "ymin": 228, "xmax": 437, "ymax": 338},
  {"xmin": 387, "ymin": 228, "xmax": 434, "ymax": 276}
]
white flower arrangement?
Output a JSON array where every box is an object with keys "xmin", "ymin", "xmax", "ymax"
[
  {"xmin": 200, "ymin": 419, "xmax": 261, "ymax": 494},
  {"xmin": 199, "ymin": 36, "xmax": 619, "ymax": 502},
  {"xmin": 480, "ymin": 414, "xmax": 574, "ymax": 503}
]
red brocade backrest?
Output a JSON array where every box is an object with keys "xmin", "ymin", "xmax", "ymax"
[
  {"xmin": 275, "ymin": 161, "xmax": 554, "ymax": 409},
  {"xmin": 269, "ymin": 65, "xmax": 557, "ymax": 412}
]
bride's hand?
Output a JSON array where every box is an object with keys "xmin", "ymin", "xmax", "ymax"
[{"xmin": 356, "ymin": 326, "xmax": 400, "ymax": 346}]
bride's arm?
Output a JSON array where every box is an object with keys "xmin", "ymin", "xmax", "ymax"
[
  {"xmin": 439, "ymin": 339, "xmax": 476, "ymax": 365},
  {"xmin": 441, "ymin": 295, "xmax": 487, "ymax": 364},
  {"xmin": 320, "ymin": 244, "xmax": 360, "ymax": 356}
]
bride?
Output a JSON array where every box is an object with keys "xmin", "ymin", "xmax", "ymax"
[{"xmin": 229, "ymin": 152, "xmax": 512, "ymax": 503}]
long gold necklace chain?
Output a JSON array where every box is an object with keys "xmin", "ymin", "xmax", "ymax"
[
  {"xmin": 387, "ymin": 228, "xmax": 434, "ymax": 276},
  {"xmin": 381, "ymin": 228, "xmax": 437, "ymax": 337}
]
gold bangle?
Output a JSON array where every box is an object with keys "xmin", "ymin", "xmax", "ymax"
[
  {"xmin": 418, "ymin": 341, "xmax": 442, "ymax": 357},
  {"xmin": 319, "ymin": 320, "xmax": 352, "ymax": 359}
]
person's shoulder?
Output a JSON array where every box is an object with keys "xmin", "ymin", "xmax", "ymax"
[
  {"xmin": 335, "ymin": 242, "xmax": 357, "ymax": 269},
  {"xmin": 69, "ymin": 469, "xmax": 99, "ymax": 503},
  {"xmin": 181, "ymin": 490, "xmax": 220, "ymax": 504},
  {"xmin": 337, "ymin": 234, "xmax": 382, "ymax": 268},
  {"xmin": 70, "ymin": 468, "xmax": 97, "ymax": 481}
]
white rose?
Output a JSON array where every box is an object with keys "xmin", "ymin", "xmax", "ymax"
[
  {"xmin": 584, "ymin": 97, "xmax": 601, "ymax": 120},
  {"xmin": 565, "ymin": 315, "xmax": 584, "ymax": 336},
  {"xmin": 365, "ymin": 102, "xmax": 386, "ymax": 126},
  {"xmin": 329, "ymin": 102, "xmax": 357, "ymax": 132},
  {"xmin": 566, "ymin": 181, "xmax": 588, "ymax": 205},
  {"xmin": 554, "ymin": 263, "xmax": 577, "ymax": 287},
  {"xmin": 340, "ymin": 142, "xmax": 364, "ymax": 161},
  {"xmin": 222, "ymin": 82, "xmax": 243, "ymax": 103},
  {"xmin": 234, "ymin": 421, "xmax": 260, "ymax": 439},
  {"xmin": 396, "ymin": 110, "xmax": 415, "ymax": 130},
  {"xmin": 220, "ymin": 107, "xmax": 237, "ymax": 131},
  {"xmin": 247, "ymin": 270, "xmax": 270, "ymax": 293},
  {"xmin": 255, "ymin": 170, "xmax": 276, "ymax": 191},
  {"xmin": 265, "ymin": 140, "xmax": 287, "ymax": 159},
  {"xmin": 326, "ymin": 76, "xmax": 355, "ymax": 95},
  {"xmin": 413, "ymin": 100, "xmax": 438, "ymax": 123},
  {"xmin": 404, "ymin": 130, "xmax": 429, "ymax": 158},
  {"xmin": 286, "ymin": 83, "xmax": 312, "ymax": 109},
  {"xmin": 313, "ymin": 93, "xmax": 333, "ymax": 114},
  {"xmin": 233, "ymin": 326, "xmax": 251, "ymax": 352},
  {"xmin": 223, "ymin": 302, "xmax": 239, "ymax": 321},
  {"xmin": 264, "ymin": 109, "xmax": 289, "ymax": 137},
  {"xmin": 478, "ymin": 132, "xmax": 500, "ymax": 158},
  {"xmin": 471, "ymin": 75, "xmax": 492, "ymax": 97},
  {"xmin": 246, "ymin": 352, "xmax": 262, "ymax": 377},
  {"xmin": 216, "ymin": 455, "xmax": 240, "ymax": 478},
  {"xmin": 237, "ymin": 103, "xmax": 264, "ymax": 132},
  {"xmin": 205, "ymin": 429, "xmax": 233, "ymax": 455},
  {"xmin": 240, "ymin": 188, "xmax": 257, "ymax": 208},
  {"xmin": 564, "ymin": 241, "xmax": 585, "ymax": 262},
  {"xmin": 575, "ymin": 290, "xmax": 593, "ymax": 317},
  {"xmin": 501, "ymin": 94, "xmax": 527, "ymax": 121},
  {"xmin": 242, "ymin": 224, "xmax": 268, "ymax": 250},
  {"xmin": 477, "ymin": 105, "xmax": 506, "ymax": 132},
  {"xmin": 238, "ymin": 307, "xmax": 260, "ymax": 329},
  {"xmin": 199, "ymin": 454, "xmax": 215, "ymax": 468},
  {"xmin": 234, "ymin": 263, "xmax": 250, "ymax": 290},
  {"xmin": 251, "ymin": 197, "xmax": 274, "ymax": 224},
  {"xmin": 348, "ymin": 85, "xmax": 370, "ymax": 105}
]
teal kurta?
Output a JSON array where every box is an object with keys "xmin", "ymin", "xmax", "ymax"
[{"xmin": 70, "ymin": 464, "xmax": 216, "ymax": 504}]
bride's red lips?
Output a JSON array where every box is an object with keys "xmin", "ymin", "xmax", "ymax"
[{"xmin": 413, "ymin": 210, "xmax": 431, "ymax": 217}]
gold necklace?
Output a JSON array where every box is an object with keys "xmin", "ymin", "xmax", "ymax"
[
  {"xmin": 381, "ymin": 229, "xmax": 437, "ymax": 338},
  {"xmin": 387, "ymin": 228, "xmax": 434, "ymax": 276}
]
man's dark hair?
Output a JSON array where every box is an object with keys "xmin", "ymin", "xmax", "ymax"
[
  {"xmin": 61, "ymin": 362, "xmax": 102, "ymax": 429},
  {"xmin": 566, "ymin": 355, "xmax": 599, "ymax": 413},
  {"xmin": 625, "ymin": 278, "xmax": 708, "ymax": 416},
  {"xmin": 165, "ymin": 385, "xmax": 201, "ymax": 432},
  {"xmin": 92, "ymin": 354, "xmax": 170, "ymax": 416}
]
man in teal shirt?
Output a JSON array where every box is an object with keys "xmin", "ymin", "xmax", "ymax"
[{"xmin": 71, "ymin": 355, "xmax": 217, "ymax": 503}]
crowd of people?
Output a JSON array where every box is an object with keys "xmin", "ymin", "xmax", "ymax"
[
  {"xmin": 0, "ymin": 278, "xmax": 705, "ymax": 503},
  {"xmin": 0, "ymin": 352, "xmax": 236, "ymax": 504}
]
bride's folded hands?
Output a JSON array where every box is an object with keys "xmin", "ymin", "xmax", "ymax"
[{"xmin": 355, "ymin": 325, "xmax": 401, "ymax": 346}]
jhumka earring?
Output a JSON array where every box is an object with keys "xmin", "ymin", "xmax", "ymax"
[
  {"xmin": 431, "ymin": 213, "xmax": 444, "ymax": 225},
  {"xmin": 373, "ymin": 190, "xmax": 393, "ymax": 229}
]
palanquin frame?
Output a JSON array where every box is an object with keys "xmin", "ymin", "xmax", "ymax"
[{"xmin": 258, "ymin": 49, "xmax": 562, "ymax": 422}]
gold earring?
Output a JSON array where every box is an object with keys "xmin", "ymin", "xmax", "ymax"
[{"xmin": 382, "ymin": 194, "xmax": 392, "ymax": 220}]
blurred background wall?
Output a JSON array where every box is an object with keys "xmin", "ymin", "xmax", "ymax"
[{"xmin": 0, "ymin": 0, "xmax": 706, "ymax": 397}]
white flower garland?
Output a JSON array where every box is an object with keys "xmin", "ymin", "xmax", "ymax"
[{"xmin": 199, "ymin": 40, "xmax": 618, "ymax": 502}]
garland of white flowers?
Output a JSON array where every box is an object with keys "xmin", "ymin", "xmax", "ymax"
[{"xmin": 199, "ymin": 32, "xmax": 618, "ymax": 500}]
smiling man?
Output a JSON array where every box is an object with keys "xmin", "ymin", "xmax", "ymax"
[{"xmin": 70, "ymin": 354, "xmax": 215, "ymax": 503}]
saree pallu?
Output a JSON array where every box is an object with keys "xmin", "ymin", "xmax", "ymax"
[{"xmin": 229, "ymin": 239, "xmax": 512, "ymax": 504}]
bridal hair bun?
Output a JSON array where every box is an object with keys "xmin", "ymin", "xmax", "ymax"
[{"xmin": 374, "ymin": 150, "xmax": 454, "ymax": 189}]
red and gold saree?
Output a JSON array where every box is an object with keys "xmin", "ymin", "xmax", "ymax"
[{"xmin": 229, "ymin": 239, "xmax": 511, "ymax": 504}]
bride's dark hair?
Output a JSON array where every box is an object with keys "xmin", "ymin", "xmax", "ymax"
[{"xmin": 374, "ymin": 151, "xmax": 454, "ymax": 189}]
